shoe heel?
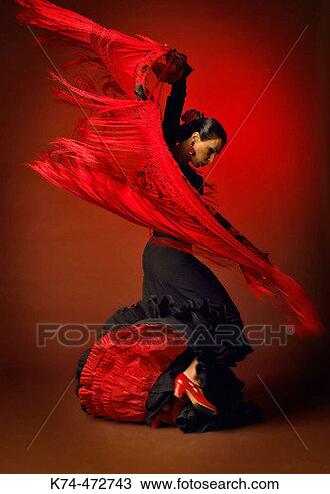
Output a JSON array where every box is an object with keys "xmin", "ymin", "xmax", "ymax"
[{"xmin": 173, "ymin": 379, "xmax": 185, "ymax": 399}]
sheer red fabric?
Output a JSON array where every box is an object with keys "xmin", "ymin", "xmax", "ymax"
[{"xmin": 16, "ymin": 0, "xmax": 323, "ymax": 335}]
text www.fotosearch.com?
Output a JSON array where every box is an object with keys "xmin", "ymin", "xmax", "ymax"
[{"xmin": 139, "ymin": 477, "xmax": 279, "ymax": 490}]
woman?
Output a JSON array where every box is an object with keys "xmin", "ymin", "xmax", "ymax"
[
  {"xmin": 142, "ymin": 70, "xmax": 260, "ymax": 415},
  {"xmin": 76, "ymin": 73, "xmax": 262, "ymax": 430}
]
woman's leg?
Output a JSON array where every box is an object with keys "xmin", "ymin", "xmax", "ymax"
[
  {"xmin": 182, "ymin": 357, "xmax": 199, "ymax": 382},
  {"xmin": 142, "ymin": 241, "xmax": 237, "ymax": 308},
  {"xmin": 142, "ymin": 241, "xmax": 252, "ymax": 411}
]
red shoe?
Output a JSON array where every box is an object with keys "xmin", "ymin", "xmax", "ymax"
[{"xmin": 174, "ymin": 373, "xmax": 218, "ymax": 415}]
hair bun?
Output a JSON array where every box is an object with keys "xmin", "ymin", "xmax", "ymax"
[{"xmin": 181, "ymin": 108, "xmax": 205, "ymax": 124}]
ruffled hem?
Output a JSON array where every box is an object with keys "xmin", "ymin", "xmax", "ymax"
[
  {"xmin": 174, "ymin": 400, "xmax": 264, "ymax": 433},
  {"xmin": 77, "ymin": 320, "xmax": 187, "ymax": 422},
  {"xmin": 75, "ymin": 294, "xmax": 256, "ymax": 430},
  {"xmin": 102, "ymin": 293, "xmax": 253, "ymax": 367}
]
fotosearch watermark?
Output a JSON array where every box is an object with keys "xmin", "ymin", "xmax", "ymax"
[{"xmin": 36, "ymin": 321, "xmax": 295, "ymax": 348}]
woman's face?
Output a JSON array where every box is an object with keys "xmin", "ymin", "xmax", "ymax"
[{"xmin": 189, "ymin": 132, "xmax": 224, "ymax": 169}]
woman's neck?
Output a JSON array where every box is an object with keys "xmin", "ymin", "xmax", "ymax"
[{"xmin": 172, "ymin": 140, "xmax": 192, "ymax": 167}]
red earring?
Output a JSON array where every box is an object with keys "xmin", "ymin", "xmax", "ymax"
[{"xmin": 188, "ymin": 145, "xmax": 195, "ymax": 155}]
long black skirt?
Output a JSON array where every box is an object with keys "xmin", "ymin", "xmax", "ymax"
[
  {"xmin": 75, "ymin": 234, "xmax": 262, "ymax": 433},
  {"xmin": 142, "ymin": 232, "xmax": 253, "ymax": 364},
  {"xmin": 143, "ymin": 233, "xmax": 242, "ymax": 318},
  {"xmin": 141, "ymin": 233, "xmax": 261, "ymax": 431}
]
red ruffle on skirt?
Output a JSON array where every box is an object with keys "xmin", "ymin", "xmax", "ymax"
[{"xmin": 78, "ymin": 322, "xmax": 187, "ymax": 422}]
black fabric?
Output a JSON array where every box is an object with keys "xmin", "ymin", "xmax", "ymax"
[
  {"xmin": 75, "ymin": 347, "xmax": 92, "ymax": 414},
  {"xmin": 148, "ymin": 362, "xmax": 264, "ymax": 433},
  {"xmin": 141, "ymin": 305, "xmax": 252, "ymax": 428},
  {"xmin": 141, "ymin": 75, "xmax": 263, "ymax": 431},
  {"xmin": 142, "ymin": 239, "xmax": 243, "ymax": 314},
  {"xmin": 174, "ymin": 400, "xmax": 264, "ymax": 433},
  {"xmin": 162, "ymin": 76, "xmax": 186, "ymax": 148},
  {"xmin": 136, "ymin": 295, "xmax": 257, "ymax": 432}
]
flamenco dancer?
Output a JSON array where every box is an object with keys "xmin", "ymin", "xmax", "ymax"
[{"xmin": 16, "ymin": 1, "xmax": 323, "ymax": 432}]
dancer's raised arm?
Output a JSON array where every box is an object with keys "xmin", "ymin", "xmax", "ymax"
[
  {"xmin": 162, "ymin": 62, "xmax": 192, "ymax": 147},
  {"xmin": 162, "ymin": 77, "xmax": 187, "ymax": 147}
]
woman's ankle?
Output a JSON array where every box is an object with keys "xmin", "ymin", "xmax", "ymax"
[{"xmin": 183, "ymin": 359, "xmax": 199, "ymax": 383}]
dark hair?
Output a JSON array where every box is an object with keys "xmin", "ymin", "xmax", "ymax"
[{"xmin": 176, "ymin": 109, "xmax": 227, "ymax": 144}]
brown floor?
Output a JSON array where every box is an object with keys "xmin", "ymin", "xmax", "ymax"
[{"xmin": 1, "ymin": 359, "xmax": 329, "ymax": 474}]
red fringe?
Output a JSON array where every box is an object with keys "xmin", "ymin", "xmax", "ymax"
[{"xmin": 16, "ymin": 0, "xmax": 323, "ymax": 336}]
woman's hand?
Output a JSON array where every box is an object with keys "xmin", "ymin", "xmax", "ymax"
[{"xmin": 152, "ymin": 49, "xmax": 193, "ymax": 83}]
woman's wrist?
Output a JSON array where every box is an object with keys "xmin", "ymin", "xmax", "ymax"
[{"xmin": 171, "ymin": 65, "xmax": 192, "ymax": 84}]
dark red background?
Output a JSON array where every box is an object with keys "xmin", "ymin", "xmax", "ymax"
[{"xmin": 1, "ymin": 0, "xmax": 329, "ymax": 473}]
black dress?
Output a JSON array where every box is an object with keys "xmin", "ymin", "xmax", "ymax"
[
  {"xmin": 140, "ymin": 77, "xmax": 262, "ymax": 431},
  {"xmin": 75, "ymin": 77, "xmax": 263, "ymax": 432}
]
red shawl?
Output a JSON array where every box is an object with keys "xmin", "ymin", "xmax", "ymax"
[{"xmin": 16, "ymin": 0, "xmax": 323, "ymax": 335}]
